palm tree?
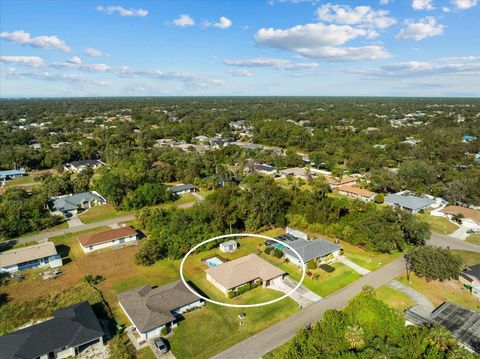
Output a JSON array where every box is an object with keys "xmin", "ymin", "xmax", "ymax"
[
  {"xmin": 427, "ymin": 326, "xmax": 456, "ymax": 352},
  {"xmin": 345, "ymin": 324, "xmax": 365, "ymax": 350}
]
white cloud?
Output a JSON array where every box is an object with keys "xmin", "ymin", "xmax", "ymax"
[
  {"xmin": 84, "ymin": 48, "xmax": 104, "ymax": 57},
  {"xmin": 52, "ymin": 60, "xmax": 110, "ymax": 72},
  {"xmin": 412, "ymin": 0, "xmax": 435, "ymax": 10},
  {"xmin": 171, "ymin": 14, "xmax": 195, "ymax": 27},
  {"xmin": 350, "ymin": 59, "xmax": 480, "ymax": 77},
  {"xmin": 223, "ymin": 57, "xmax": 318, "ymax": 70},
  {"xmin": 3, "ymin": 67, "xmax": 111, "ymax": 86},
  {"xmin": 227, "ymin": 69, "xmax": 252, "ymax": 77},
  {"xmin": 0, "ymin": 30, "xmax": 70, "ymax": 51},
  {"xmin": 379, "ymin": 0, "xmax": 392, "ymax": 4},
  {"xmin": 0, "ymin": 55, "xmax": 45, "ymax": 68},
  {"xmin": 67, "ymin": 56, "xmax": 82, "ymax": 65},
  {"xmin": 396, "ymin": 17, "xmax": 445, "ymax": 40},
  {"xmin": 442, "ymin": 6, "xmax": 452, "ymax": 11},
  {"xmin": 96, "ymin": 6, "xmax": 148, "ymax": 17},
  {"xmin": 316, "ymin": 3, "xmax": 396, "ymax": 29},
  {"xmin": 451, "ymin": 0, "xmax": 478, "ymax": 9},
  {"xmin": 254, "ymin": 23, "xmax": 391, "ymax": 60},
  {"xmin": 204, "ymin": 16, "xmax": 233, "ymax": 29}
]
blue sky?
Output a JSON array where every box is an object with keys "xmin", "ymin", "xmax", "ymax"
[{"xmin": 1, "ymin": 0, "xmax": 479, "ymax": 97}]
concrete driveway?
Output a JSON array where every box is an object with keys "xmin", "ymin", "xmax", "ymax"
[
  {"xmin": 269, "ymin": 276, "xmax": 321, "ymax": 308},
  {"xmin": 388, "ymin": 280, "xmax": 435, "ymax": 312},
  {"xmin": 148, "ymin": 341, "xmax": 176, "ymax": 359}
]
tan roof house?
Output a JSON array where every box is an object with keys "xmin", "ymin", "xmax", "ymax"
[
  {"xmin": 440, "ymin": 206, "xmax": 480, "ymax": 229},
  {"xmin": 206, "ymin": 254, "xmax": 285, "ymax": 295},
  {"xmin": 324, "ymin": 175, "xmax": 357, "ymax": 189},
  {"xmin": 337, "ymin": 185, "xmax": 376, "ymax": 202},
  {"xmin": 0, "ymin": 242, "xmax": 62, "ymax": 273},
  {"xmin": 280, "ymin": 167, "xmax": 313, "ymax": 179}
]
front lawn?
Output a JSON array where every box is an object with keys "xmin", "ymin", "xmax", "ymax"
[
  {"xmin": 376, "ymin": 285, "xmax": 416, "ymax": 310},
  {"xmin": 168, "ymin": 290, "xmax": 299, "ymax": 359},
  {"xmin": 417, "ymin": 211, "xmax": 459, "ymax": 234},
  {"xmin": 339, "ymin": 240, "xmax": 403, "ymax": 271},
  {"xmin": 78, "ymin": 204, "xmax": 133, "ymax": 224},
  {"xmin": 466, "ymin": 234, "xmax": 480, "ymax": 245}
]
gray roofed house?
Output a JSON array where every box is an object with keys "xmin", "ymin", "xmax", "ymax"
[
  {"xmin": 51, "ymin": 191, "xmax": 106, "ymax": 217},
  {"xmin": 117, "ymin": 280, "xmax": 204, "ymax": 341},
  {"xmin": 283, "ymin": 238, "xmax": 342, "ymax": 266},
  {"xmin": 64, "ymin": 159, "xmax": 105, "ymax": 173},
  {"xmin": 0, "ymin": 168, "xmax": 26, "ymax": 181},
  {"xmin": 254, "ymin": 163, "xmax": 277, "ymax": 174},
  {"xmin": 0, "ymin": 241, "xmax": 62, "ymax": 273},
  {"xmin": 167, "ymin": 183, "xmax": 198, "ymax": 195},
  {"xmin": 385, "ymin": 193, "xmax": 435, "ymax": 213},
  {"xmin": 0, "ymin": 301, "xmax": 104, "ymax": 359}
]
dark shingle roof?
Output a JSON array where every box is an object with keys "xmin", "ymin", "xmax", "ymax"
[
  {"xmin": 117, "ymin": 280, "xmax": 200, "ymax": 333},
  {"xmin": 0, "ymin": 301, "xmax": 104, "ymax": 359},
  {"xmin": 284, "ymin": 239, "xmax": 342, "ymax": 263},
  {"xmin": 460, "ymin": 264, "xmax": 480, "ymax": 283},
  {"xmin": 167, "ymin": 184, "xmax": 197, "ymax": 194}
]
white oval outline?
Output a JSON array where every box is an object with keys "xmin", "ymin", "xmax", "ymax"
[{"xmin": 179, "ymin": 233, "xmax": 306, "ymax": 308}]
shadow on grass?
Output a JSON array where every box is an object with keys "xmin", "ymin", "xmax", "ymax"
[
  {"xmin": 55, "ymin": 244, "xmax": 72, "ymax": 265},
  {"xmin": 319, "ymin": 264, "xmax": 335, "ymax": 273}
]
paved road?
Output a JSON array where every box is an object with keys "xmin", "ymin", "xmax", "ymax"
[
  {"xmin": 0, "ymin": 214, "xmax": 136, "ymax": 247},
  {"xmin": 214, "ymin": 234, "xmax": 480, "ymax": 359},
  {"xmin": 213, "ymin": 257, "xmax": 406, "ymax": 359}
]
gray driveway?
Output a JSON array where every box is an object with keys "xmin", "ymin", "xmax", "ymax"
[
  {"xmin": 388, "ymin": 280, "xmax": 435, "ymax": 312},
  {"xmin": 268, "ymin": 276, "xmax": 321, "ymax": 308}
]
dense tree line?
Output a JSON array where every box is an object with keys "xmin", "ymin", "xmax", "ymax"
[
  {"xmin": 408, "ymin": 246, "xmax": 462, "ymax": 281},
  {"xmin": 275, "ymin": 287, "xmax": 475, "ymax": 359}
]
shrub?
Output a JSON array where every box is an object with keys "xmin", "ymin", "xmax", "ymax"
[
  {"xmin": 160, "ymin": 327, "xmax": 169, "ymax": 336},
  {"xmin": 227, "ymin": 291, "xmax": 236, "ymax": 298},
  {"xmin": 373, "ymin": 193, "xmax": 384, "ymax": 204},
  {"xmin": 273, "ymin": 248, "xmax": 283, "ymax": 258},
  {"xmin": 307, "ymin": 261, "xmax": 317, "ymax": 270},
  {"xmin": 84, "ymin": 274, "xmax": 104, "ymax": 285},
  {"xmin": 264, "ymin": 246, "xmax": 273, "ymax": 255}
]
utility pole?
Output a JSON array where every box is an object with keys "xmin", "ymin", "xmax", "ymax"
[{"xmin": 405, "ymin": 253, "xmax": 411, "ymax": 281}]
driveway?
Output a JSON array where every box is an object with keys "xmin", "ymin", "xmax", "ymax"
[
  {"xmin": 148, "ymin": 341, "xmax": 176, "ymax": 359},
  {"xmin": 449, "ymin": 226, "xmax": 471, "ymax": 240},
  {"xmin": 67, "ymin": 215, "xmax": 83, "ymax": 228},
  {"xmin": 388, "ymin": 280, "xmax": 435, "ymax": 312},
  {"xmin": 269, "ymin": 276, "xmax": 321, "ymax": 308}
]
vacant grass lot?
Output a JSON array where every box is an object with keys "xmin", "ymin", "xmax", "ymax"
[
  {"xmin": 466, "ymin": 234, "xmax": 480, "ymax": 245},
  {"xmin": 376, "ymin": 285, "xmax": 416, "ymax": 311},
  {"xmin": 417, "ymin": 210, "xmax": 459, "ymax": 234},
  {"xmin": 79, "ymin": 204, "xmax": 133, "ymax": 224}
]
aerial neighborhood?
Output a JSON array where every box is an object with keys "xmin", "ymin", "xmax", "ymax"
[{"xmin": 1, "ymin": 100, "xmax": 480, "ymax": 359}]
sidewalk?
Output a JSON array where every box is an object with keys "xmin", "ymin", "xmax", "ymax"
[{"xmin": 337, "ymin": 255, "xmax": 371, "ymax": 275}]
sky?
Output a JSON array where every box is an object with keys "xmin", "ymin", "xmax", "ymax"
[{"xmin": 0, "ymin": 0, "xmax": 479, "ymax": 97}]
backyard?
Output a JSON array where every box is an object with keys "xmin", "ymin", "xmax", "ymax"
[{"xmin": 375, "ymin": 285, "xmax": 416, "ymax": 311}]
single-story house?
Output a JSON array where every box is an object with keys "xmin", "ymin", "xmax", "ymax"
[
  {"xmin": 324, "ymin": 175, "xmax": 357, "ymax": 189},
  {"xmin": 77, "ymin": 226, "xmax": 138, "ymax": 253},
  {"xmin": 50, "ymin": 191, "xmax": 107, "ymax": 217},
  {"xmin": 385, "ymin": 193, "xmax": 435, "ymax": 213},
  {"xmin": 219, "ymin": 240, "xmax": 237, "ymax": 253},
  {"xmin": 206, "ymin": 254, "xmax": 285, "ymax": 295},
  {"xmin": 283, "ymin": 239, "xmax": 342, "ymax": 267},
  {"xmin": 280, "ymin": 167, "xmax": 313, "ymax": 179},
  {"xmin": 440, "ymin": 206, "xmax": 480, "ymax": 230},
  {"xmin": 0, "ymin": 168, "xmax": 26, "ymax": 181},
  {"xmin": 0, "ymin": 242, "xmax": 62, "ymax": 273},
  {"xmin": 117, "ymin": 280, "xmax": 204, "ymax": 341},
  {"xmin": 0, "ymin": 301, "xmax": 104, "ymax": 359},
  {"xmin": 337, "ymin": 185, "xmax": 376, "ymax": 202},
  {"xmin": 459, "ymin": 264, "xmax": 480, "ymax": 298},
  {"xmin": 405, "ymin": 302, "xmax": 480, "ymax": 354},
  {"xmin": 63, "ymin": 159, "xmax": 105, "ymax": 173},
  {"xmin": 168, "ymin": 183, "xmax": 198, "ymax": 196},
  {"xmin": 254, "ymin": 163, "xmax": 277, "ymax": 175}
]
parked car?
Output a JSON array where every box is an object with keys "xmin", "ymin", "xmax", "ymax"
[{"xmin": 154, "ymin": 337, "xmax": 169, "ymax": 354}]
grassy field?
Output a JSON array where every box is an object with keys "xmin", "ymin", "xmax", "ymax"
[
  {"xmin": 451, "ymin": 250, "xmax": 480, "ymax": 267},
  {"xmin": 3, "ymin": 175, "xmax": 38, "ymax": 187},
  {"xmin": 78, "ymin": 204, "xmax": 133, "ymax": 224},
  {"xmin": 376, "ymin": 285, "xmax": 416, "ymax": 310},
  {"xmin": 466, "ymin": 234, "xmax": 480, "ymax": 245},
  {"xmin": 169, "ymin": 291, "xmax": 299, "ymax": 359},
  {"xmin": 137, "ymin": 347, "xmax": 156, "ymax": 359},
  {"xmin": 339, "ymin": 240, "xmax": 403, "ymax": 271},
  {"xmin": 417, "ymin": 210, "xmax": 459, "ymax": 234}
]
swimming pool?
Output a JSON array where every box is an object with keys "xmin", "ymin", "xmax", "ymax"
[
  {"xmin": 206, "ymin": 257, "xmax": 223, "ymax": 267},
  {"xmin": 273, "ymin": 243, "xmax": 285, "ymax": 250}
]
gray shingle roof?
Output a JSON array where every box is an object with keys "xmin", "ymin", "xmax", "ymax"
[
  {"xmin": 167, "ymin": 184, "xmax": 197, "ymax": 194},
  {"xmin": 284, "ymin": 239, "xmax": 342, "ymax": 263},
  {"xmin": 52, "ymin": 192, "xmax": 104, "ymax": 212},
  {"xmin": 385, "ymin": 193, "xmax": 435, "ymax": 211},
  {"xmin": 117, "ymin": 280, "xmax": 200, "ymax": 333},
  {"xmin": 0, "ymin": 301, "xmax": 104, "ymax": 359}
]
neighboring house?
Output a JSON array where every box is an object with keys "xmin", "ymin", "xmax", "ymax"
[
  {"xmin": 64, "ymin": 159, "xmax": 105, "ymax": 173},
  {"xmin": 463, "ymin": 135, "xmax": 477, "ymax": 142},
  {"xmin": 475, "ymin": 152, "xmax": 480, "ymax": 162},
  {"xmin": 405, "ymin": 302, "xmax": 480, "ymax": 354},
  {"xmin": 440, "ymin": 206, "xmax": 480, "ymax": 231},
  {"xmin": 0, "ymin": 301, "xmax": 104, "ymax": 359},
  {"xmin": 280, "ymin": 167, "xmax": 313, "ymax": 179},
  {"xmin": 117, "ymin": 281, "xmax": 204, "ymax": 341},
  {"xmin": 385, "ymin": 193, "xmax": 435, "ymax": 213},
  {"xmin": 77, "ymin": 226, "xmax": 138, "ymax": 253},
  {"xmin": 206, "ymin": 254, "xmax": 285, "ymax": 295},
  {"xmin": 324, "ymin": 175, "xmax": 357, "ymax": 189},
  {"xmin": 0, "ymin": 168, "xmax": 26, "ymax": 181},
  {"xmin": 50, "ymin": 191, "xmax": 107, "ymax": 217},
  {"xmin": 283, "ymin": 239, "xmax": 342, "ymax": 267},
  {"xmin": 254, "ymin": 163, "xmax": 277, "ymax": 175},
  {"xmin": 167, "ymin": 184, "xmax": 198, "ymax": 196},
  {"xmin": 0, "ymin": 242, "xmax": 62, "ymax": 273},
  {"xmin": 459, "ymin": 264, "xmax": 480, "ymax": 298},
  {"xmin": 219, "ymin": 240, "xmax": 237, "ymax": 253},
  {"xmin": 337, "ymin": 185, "xmax": 376, "ymax": 202}
]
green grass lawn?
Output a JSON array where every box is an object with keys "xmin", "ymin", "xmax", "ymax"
[
  {"xmin": 375, "ymin": 285, "xmax": 416, "ymax": 311},
  {"xmin": 78, "ymin": 204, "xmax": 133, "ymax": 224},
  {"xmin": 466, "ymin": 234, "xmax": 480, "ymax": 245},
  {"xmin": 137, "ymin": 347, "xmax": 156, "ymax": 359},
  {"xmin": 340, "ymin": 240, "xmax": 403, "ymax": 271},
  {"xmin": 416, "ymin": 210, "xmax": 459, "ymax": 234},
  {"xmin": 169, "ymin": 290, "xmax": 299, "ymax": 359},
  {"xmin": 3, "ymin": 175, "xmax": 38, "ymax": 187},
  {"xmin": 451, "ymin": 250, "xmax": 480, "ymax": 267}
]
